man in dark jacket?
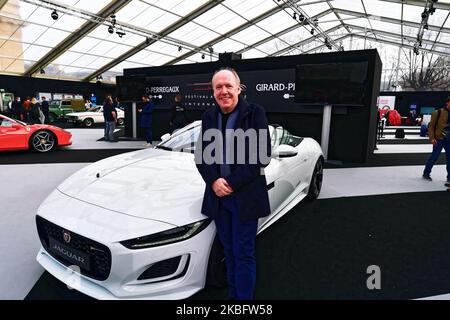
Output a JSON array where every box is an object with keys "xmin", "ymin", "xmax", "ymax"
[
  {"xmin": 169, "ymin": 94, "xmax": 188, "ymax": 133},
  {"xmin": 12, "ymin": 97, "xmax": 23, "ymax": 121},
  {"xmin": 138, "ymin": 95, "xmax": 154, "ymax": 147},
  {"xmin": 41, "ymin": 96, "xmax": 49, "ymax": 124},
  {"xmin": 103, "ymin": 95, "xmax": 117, "ymax": 142},
  {"xmin": 195, "ymin": 67, "xmax": 271, "ymax": 300}
]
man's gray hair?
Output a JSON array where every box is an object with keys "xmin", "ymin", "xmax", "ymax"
[{"xmin": 212, "ymin": 67, "xmax": 241, "ymax": 86}]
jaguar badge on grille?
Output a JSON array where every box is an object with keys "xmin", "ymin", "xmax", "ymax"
[{"xmin": 63, "ymin": 230, "xmax": 71, "ymax": 243}]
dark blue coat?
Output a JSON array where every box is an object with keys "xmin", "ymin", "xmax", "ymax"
[
  {"xmin": 140, "ymin": 101, "xmax": 153, "ymax": 128},
  {"xmin": 195, "ymin": 97, "xmax": 271, "ymax": 222}
]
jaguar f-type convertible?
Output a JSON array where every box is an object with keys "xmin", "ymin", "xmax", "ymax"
[{"xmin": 35, "ymin": 121, "xmax": 323, "ymax": 299}]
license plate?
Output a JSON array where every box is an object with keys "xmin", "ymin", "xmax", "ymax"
[{"xmin": 49, "ymin": 237, "xmax": 90, "ymax": 271}]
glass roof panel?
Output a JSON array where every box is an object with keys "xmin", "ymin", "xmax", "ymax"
[
  {"xmin": 69, "ymin": 36, "xmax": 102, "ymax": 53},
  {"xmin": 22, "ymin": 44, "xmax": 51, "ymax": 61},
  {"xmin": 151, "ymin": 0, "xmax": 209, "ymax": 16},
  {"xmin": 299, "ymin": 2, "xmax": 330, "ymax": 17},
  {"xmin": 5, "ymin": 58, "xmax": 29, "ymax": 73},
  {"xmin": 362, "ymin": 0, "xmax": 401, "ymax": 21},
  {"xmin": 316, "ymin": 12, "xmax": 342, "ymax": 30},
  {"xmin": 33, "ymin": 28, "xmax": 71, "ymax": 47},
  {"xmin": 341, "ymin": 15, "xmax": 372, "ymax": 29},
  {"xmin": 331, "ymin": 0, "xmax": 364, "ymax": 13},
  {"xmin": 368, "ymin": 19, "xmax": 401, "ymax": 34},
  {"xmin": 213, "ymin": 38, "xmax": 247, "ymax": 54},
  {"xmin": 255, "ymin": 11, "xmax": 298, "ymax": 35},
  {"xmin": 50, "ymin": 12, "xmax": 85, "ymax": 32},
  {"xmin": 402, "ymin": 4, "xmax": 427, "ymax": 24},
  {"xmin": 427, "ymin": 9, "xmax": 450, "ymax": 28},
  {"xmin": 193, "ymin": 5, "xmax": 246, "ymax": 32},
  {"xmin": 222, "ymin": 0, "xmax": 276, "ymax": 21},
  {"xmin": 230, "ymin": 25, "xmax": 271, "ymax": 46},
  {"xmin": 243, "ymin": 48, "xmax": 267, "ymax": 59},
  {"xmin": 52, "ymin": 51, "xmax": 84, "ymax": 66},
  {"xmin": 166, "ymin": 22, "xmax": 218, "ymax": 46},
  {"xmin": 125, "ymin": 4, "xmax": 179, "ymax": 33},
  {"xmin": 83, "ymin": 56, "xmax": 113, "ymax": 69},
  {"xmin": 11, "ymin": 23, "xmax": 47, "ymax": 43}
]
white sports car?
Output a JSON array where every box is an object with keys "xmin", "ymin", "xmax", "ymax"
[
  {"xmin": 35, "ymin": 121, "xmax": 323, "ymax": 299},
  {"xmin": 66, "ymin": 106, "xmax": 125, "ymax": 127}
]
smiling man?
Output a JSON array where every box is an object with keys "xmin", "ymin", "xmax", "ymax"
[{"xmin": 195, "ymin": 67, "xmax": 271, "ymax": 300}]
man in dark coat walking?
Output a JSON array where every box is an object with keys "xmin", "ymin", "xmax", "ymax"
[
  {"xmin": 41, "ymin": 96, "xmax": 49, "ymax": 124},
  {"xmin": 138, "ymin": 95, "xmax": 154, "ymax": 147},
  {"xmin": 195, "ymin": 67, "xmax": 271, "ymax": 300}
]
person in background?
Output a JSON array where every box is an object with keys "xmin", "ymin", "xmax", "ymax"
[
  {"xmin": 138, "ymin": 95, "xmax": 154, "ymax": 148},
  {"xmin": 29, "ymin": 97, "xmax": 42, "ymax": 124},
  {"xmin": 169, "ymin": 94, "xmax": 189, "ymax": 133},
  {"xmin": 12, "ymin": 97, "xmax": 23, "ymax": 121},
  {"xmin": 41, "ymin": 96, "xmax": 49, "ymax": 124},
  {"xmin": 85, "ymin": 99, "xmax": 91, "ymax": 111},
  {"xmin": 423, "ymin": 96, "xmax": 450, "ymax": 185},
  {"xmin": 103, "ymin": 95, "xmax": 117, "ymax": 142},
  {"xmin": 23, "ymin": 97, "xmax": 31, "ymax": 123}
]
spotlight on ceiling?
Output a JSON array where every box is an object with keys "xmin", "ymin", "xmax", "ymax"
[
  {"xmin": 116, "ymin": 30, "xmax": 125, "ymax": 38},
  {"xmin": 178, "ymin": 46, "xmax": 182, "ymax": 52},
  {"xmin": 299, "ymin": 14, "xmax": 305, "ymax": 22},
  {"xmin": 310, "ymin": 28, "xmax": 314, "ymax": 35},
  {"xmin": 51, "ymin": 9, "xmax": 58, "ymax": 20},
  {"xmin": 108, "ymin": 25, "xmax": 114, "ymax": 34},
  {"xmin": 201, "ymin": 53, "xmax": 205, "ymax": 59},
  {"xmin": 40, "ymin": 68, "xmax": 45, "ymax": 74},
  {"xmin": 293, "ymin": 12, "xmax": 297, "ymax": 20}
]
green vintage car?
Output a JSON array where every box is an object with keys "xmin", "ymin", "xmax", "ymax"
[{"xmin": 48, "ymin": 99, "xmax": 85, "ymax": 122}]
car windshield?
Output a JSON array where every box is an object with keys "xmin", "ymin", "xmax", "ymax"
[
  {"xmin": 0, "ymin": 116, "xmax": 25, "ymax": 126},
  {"xmin": 156, "ymin": 125, "xmax": 200, "ymax": 153},
  {"xmin": 88, "ymin": 106, "xmax": 102, "ymax": 112},
  {"xmin": 156, "ymin": 124, "xmax": 287, "ymax": 153}
]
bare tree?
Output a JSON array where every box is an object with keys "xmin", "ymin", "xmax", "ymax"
[{"xmin": 400, "ymin": 51, "xmax": 450, "ymax": 91}]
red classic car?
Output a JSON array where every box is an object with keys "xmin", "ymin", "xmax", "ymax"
[{"xmin": 0, "ymin": 114, "xmax": 72, "ymax": 152}]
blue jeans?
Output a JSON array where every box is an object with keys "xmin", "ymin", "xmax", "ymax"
[
  {"xmin": 214, "ymin": 196, "xmax": 258, "ymax": 300},
  {"xmin": 144, "ymin": 127, "xmax": 152, "ymax": 143},
  {"xmin": 423, "ymin": 139, "xmax": 450, "ymax": 179},
  {"xmin": 105, "ymin": 121, "xmax": 116, "ymax": 141}
]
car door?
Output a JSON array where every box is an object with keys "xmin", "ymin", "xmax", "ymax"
[
  {"xmin": 0, "ymin": 117, "xmax": 28, "ymax": 150},
  {"xmin": 259, "ymin": 127, "xmax": 310, "ymax": 228},
  {"xmin": 92, "ymin": 106, "xmax": 104, "ymax": 123}
]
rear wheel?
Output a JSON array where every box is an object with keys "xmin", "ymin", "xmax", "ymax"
[
  {"xmin": 306, "ymin": 157, "xmax": 323, "ymax": 200},
  {"xmin": 83, "ymin": 118, "xmax": 94, "ymax": 127},
  {"xmin": 30, "ymin": 130, "xmax": 56, "ymax": 153},
  {"xmin": 205, "ymin": 236, "xmax": 227, "ymax": 288}
]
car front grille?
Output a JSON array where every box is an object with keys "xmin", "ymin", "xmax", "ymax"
[{"xmin": 36, "ymin": 215, "xmax": 111, "ymax": 281}]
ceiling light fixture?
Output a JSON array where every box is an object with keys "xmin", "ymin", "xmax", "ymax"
[{"xmin": 51, "ymin": 9, "xmax": 58, "ymax": 20}]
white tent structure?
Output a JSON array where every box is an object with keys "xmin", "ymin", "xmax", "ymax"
[{"xmin": 0, "ymin": 0, "xmax": 448, "ymax": 88}]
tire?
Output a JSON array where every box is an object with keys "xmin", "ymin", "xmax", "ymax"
[
  {"xmin": 205, "ymin": 236, "xmax": 227, "ymax": 288},
  {"xmin": 30, "ymin": 130, "xmax": 56, "ymax": 153},
  {"xmin": 83, "ymin": 118, "xmax": 94, "ymax": 127},
  {"xmin": 117, "ymin": 118, "xmax": 124, "ymax": 126},
  {"xmin": 306, "ymin": 157, "xmax": 324, "ymax": 200}
]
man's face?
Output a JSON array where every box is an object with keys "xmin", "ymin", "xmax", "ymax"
[
  {"xmin": 212, "ymin": 70, "xmax": 241, "ymax": 114},
  {"xmin": 142, "ymin": 97, "xmax": 148, "ymax": 103},
  {"xmin": 446, "ymin": 100, "xmax": 450, "ymax": 110}
]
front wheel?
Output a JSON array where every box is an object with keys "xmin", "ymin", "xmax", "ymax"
[
  {"xmin": 30, "ymin": 130, "xmax": 56, "ymax": 153},
  {"xmin": 117, "ymin": 118, "xmax": 124, "ymax": 126},
  {"xmin": 306, "ymin": 157, "xmax": 323, "ymax": 200}
]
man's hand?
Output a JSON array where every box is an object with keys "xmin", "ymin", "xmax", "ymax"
[
  {"xmin": 212, "ymin": 178, "xmax": 233, "ymax": 197},
  {"xmin": 431, "ymin": 138, "xmax": 437, "ymax": 146}
]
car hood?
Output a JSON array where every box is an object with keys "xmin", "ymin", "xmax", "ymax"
[
  {"xmin": 27, "ymin": 124, "xmax": 68, "ymax": 133},
  {"xmin": 57, "ymin": 148, "xmax": 206, "ymax": 227}
]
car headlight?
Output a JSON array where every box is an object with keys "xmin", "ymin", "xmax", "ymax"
[{"xmin": 120, "ymin": 219, "xmax": 212, "ymax": 249}]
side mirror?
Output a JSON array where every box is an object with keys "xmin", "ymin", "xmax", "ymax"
[
  {"xmin": 160, "ymin": 133, "xmax": 171, "ymax": 141},
  {"xmin": 272, "ymin": 144, "xmax": 298, "ymax": 158},
  {"xmin": 11, "ymin": 123, "xmax": 21, "ymax": 130}
]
